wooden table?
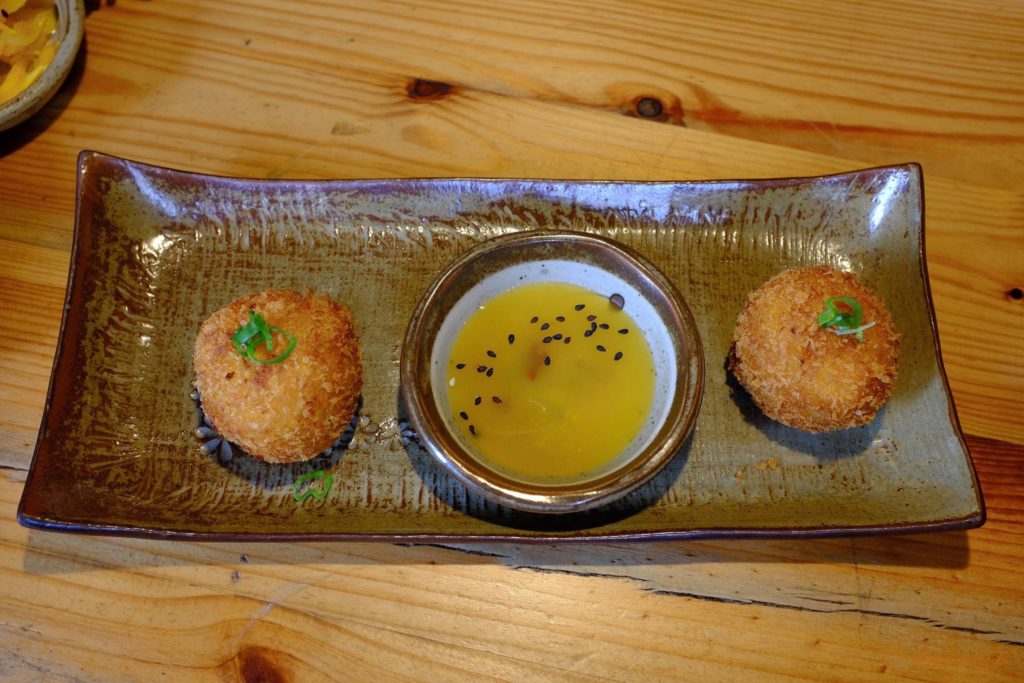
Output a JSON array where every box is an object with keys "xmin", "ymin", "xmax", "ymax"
[{"xmin": 2, "ymin": 1, "xmax": 1022, "ymax": 679}]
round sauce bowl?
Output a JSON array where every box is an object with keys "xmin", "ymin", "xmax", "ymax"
[{"xmin": 401, "ymin": 231, "xmax": 704, "ymax": 514}]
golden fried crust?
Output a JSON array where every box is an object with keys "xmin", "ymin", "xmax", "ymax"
[
  {"xmin": 193, "ymin": 291, "xmax": 363, "ymax": 463},
  {"xmin": 728, "ymin": 266, "xmax": 900, "ymax": 432}
]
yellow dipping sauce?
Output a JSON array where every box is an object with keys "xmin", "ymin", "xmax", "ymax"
[{"xmin": 445, "ymin": 282, "xmax": 655, "ymax": 483}]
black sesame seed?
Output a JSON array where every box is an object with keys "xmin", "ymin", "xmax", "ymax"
[
  {"xmin": 618, "ymin": 328, "xmax": 629, "ymax": 335},
  {"xmin": 556, "ymin": 316, "xmax": 565, "ymax": 322},
  {"xmin": 543, "ymin": 336, "xmax": 552, "ymax": 343},
  {"xmin": 469, "ymin": 425, "xmax": 477, "ymax": 436},
  {"xmin": 508, "ymin": 334, "xmax": 515, "ymax": 345},
  {"xmin": 587, "ymin": 314, "xmax": 597, "ymax": 321},
  {"xmin": 540, "ymin": 322, "xmax": 550, "ymax": 331},
  {"xmin": 564, "ymin": 336, "xmax": 572, "ymax": 344},
  {"xmin": 459, "ymin": 411, "xmax": 469, "ymax": 420},
  {"xmin": 599, "ymin": 323, "xmax": 609, "ymax": 329},
  {"xmin": 575, "ymin": 304, "xmax": 585, "ymax": 311},
  {"xmin": 456, "ymin": 363, "xmax": 466, "ymax": 369},
  {"xmin": 492, "ymin": 396, "xmax": 502, "ymax": 404},
  {"xmin": 475, "ymin": 396, "xmax": 482, "ymax": 405},
  {"xmin": 596, "ymin": 345, "xmax": 606, "ymax": 352},
  {"xmin": 590, "ymin": 322, "xmax": 598, "ymax": 331},
  {"xmin": 614, "ymin": 351, "xmax": 623, "ymax": 361},
  {"xmin": 609, "ymin": 293, "xmax": 625, "ymax": 309},
  {"xmin": 552, "ymin": 333, "xmax": 563, "ymax": 340},
  {"xmin": 530, "ymin": 316, "xmax": 539, "ymax": 324},
  {"xmin": 477, "ymin": 365, "xmax": 487, "ymax": 373},
  {"xmin": 486, "ymin": 367, "xmax": 494, "ymax": 377},
  {"xmin": 544, "ymin": 355, "xmax": 551, "ymax": 366},
  {"xmin": 584, "ymin": 329, "xmax": 594, "ymax": 337},
  {"xmin": 487, "ymin": 350, "xmax": 496, "ymax": 358}
]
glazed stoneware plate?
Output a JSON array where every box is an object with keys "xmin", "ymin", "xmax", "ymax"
[{"xmin": 17, "ymin": 152, "xmax": 984, "ymax": 540}]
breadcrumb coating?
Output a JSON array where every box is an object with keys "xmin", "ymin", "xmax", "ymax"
[
  {"xmin": 728, "ymin": 266, "xmax": 900, "ymax": 432},
  {"xmin": 193, "ymin": 291, "xmax": 363, "ymax": 463}
]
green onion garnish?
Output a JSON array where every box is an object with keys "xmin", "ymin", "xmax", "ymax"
[
  {"xmin": 231, "ymin": 311, "xmax": 297, "ymax": 364},
  {"xmin": 231, "ymin": 312, "xmax": 262, "ymax": 354},
  {"xmin": 818, "ymin": 296, "xmax": 873, "ymax": 342},
  {"xmin": 293, "ymin": 470, "xmax": 333, "ymax": 502}
]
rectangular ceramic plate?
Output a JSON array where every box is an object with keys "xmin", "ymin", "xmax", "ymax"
[{"xmin": 18, "ymin": 152, "xmax": 984, "ymax": 540}]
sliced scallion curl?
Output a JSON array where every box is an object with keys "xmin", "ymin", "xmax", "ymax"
[
  {"xmin": 250, "ymin": 311, "xmax": 273, "ymax": 351},
  {"xmin": 246, "ymin": 327, "xmax": 296, "ymax": 364},
  {"xmin": 293, "ymin": 470, "xmax": 333, "ymax": 502},
  {"xmin": 818, "ymin": 296, "xmax": 863, "ymax": 328},
  {"xmin": 818, "ymin": 296, "xmax": 873, "ymax": 342},
  {"xmin": 231, "ymin": 312, "xmax": 264, "ymax": 354},
  {"xmin": 232, "ymin": 311, "xmax": 297, "ymax": 363},
  {"xmin": 831, "ymin": 321, "xmax": 877, "ymax": 342}
]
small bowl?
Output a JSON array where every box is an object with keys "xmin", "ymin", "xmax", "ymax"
[
  {"xmin": 0, "ymin": 0, "xmax": 84, "ymax": 132},
  {"xmin": 401, "ymin": 230, "xmax": 704, "ymax": 514}
]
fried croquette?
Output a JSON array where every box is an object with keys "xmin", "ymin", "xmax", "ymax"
[
  {"xmin": 193, "ymin": 291, "xmax": 362, "ymax": 463},
  {"xmin": 728, "ymin": 266, "xmax": 900, "ymax": 432}
]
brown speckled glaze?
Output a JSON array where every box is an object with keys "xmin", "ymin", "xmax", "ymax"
[{"xmin": 17, "ymin": 152, "xmax": 984, "ymax": 540}]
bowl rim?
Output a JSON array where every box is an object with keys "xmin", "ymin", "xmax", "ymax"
[
  {"xmin": 0, "ymin": 0, "xmax": 85, "ymax": 132},
  {"xmin": 400, "ymin": 229, "xmax": 705, "ymax": 514}
]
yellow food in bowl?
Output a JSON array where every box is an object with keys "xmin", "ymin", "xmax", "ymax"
[
  {"xmin": 0, "ymin": 0, "xmax": 58, "ymax": 105},
  {"xmin": 445, "ymin": 282, "xmax": 655, "ymax": 483}
]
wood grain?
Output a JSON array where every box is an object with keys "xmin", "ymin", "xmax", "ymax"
[
  {"xmin": 1, "ymin": 436, "xmax": 1022, "ymax": 680},
  {"xmin": 63, "ymin": 0, "xmax": 1024, "ymax": 192},
  {"xmin": 0, "ymin": 240, "xmax": 65, "ymax": 470},
  {"xmin": 2, "ymin": 1, "xmax": 1022, "ymax": 444},
  {"xmin": 1, "ymin": 0, "xmax": 1022, "ymax": 679}
]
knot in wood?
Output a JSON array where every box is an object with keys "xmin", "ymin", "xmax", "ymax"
[
  {"xmin": 636, "ymin": 97, "xmax": 664, "ymax": 118},
  {"xmin": 408, "ymin": 78, "xmax": 452, "ymax": 100}
]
